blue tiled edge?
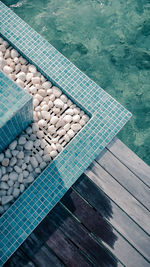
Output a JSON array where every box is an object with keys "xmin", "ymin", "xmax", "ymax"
[
  {"xmin": 0, "ymin": 71, "xmax": 33, "ymax": 152},
  {"xmin": 0, "ymin": 1, "xmax": 132, "ymax": 265}
]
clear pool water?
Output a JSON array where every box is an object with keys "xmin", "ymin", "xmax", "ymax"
[{"xmin": 2, "ymin": 0, "xmax": 150, "ymax": 165}]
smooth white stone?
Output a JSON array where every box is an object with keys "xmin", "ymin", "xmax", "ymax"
[
  {"xmin": 49, "ymin": 94, "xmax": 55, "ymax": 102},
  {"xmin": 28, "ymin": 65, "xmax": 37, "ymax": 73},
  {"xmin": 38, "ymin": 119, "xmax": 47, "ymax": 128},
  {"xmin": 3, "ymin": 65, "xmax": 13, "ymax": 74},
  {"xmin": 32, "ymin": 76, "xmax": 41, "ymax": 85},
  {"xmin": 43, "ymin": 154, "xmax": 51, "ymax": 162},
  {"xmin": 32, "ymin": 123, "xmax": 39, "ymax": 133},
  {"xmin": 54, "ymin": 99, "xmax": 64, "ymax": 109},
  {"xmin": 48, "ymin": 125, "xmax": 56, "ymax": 134},
  {"xmin": 19, "ymin": 56, "xmax": 27, "ymax": 64},
  {"xmin": 27, "ymin": 164, "xmax": 33, "ymax": 172},
  {"xmin": 41, "ymin": 75, "xmax": 46, "ymax": 83},
  {"xmin": 41, "ymin": 104, "xmax": 49, "ymax": 111},
  {"xmin": 4, "ymin": 49, "xmax": 10, "ymax": 59},
  {"xmin": 71, "ymin": 123, "xmax": 81, "ymax": 132},
  {"xmin": 67, "ymin": 100, "xmax": 73, "ymax": 107},
  {"xmin": 34, "ymin": 139, "xmax": 41, "ymax": 148},
  {"xmin": 7, "ymin": 180, "xmax": 14, "ymax": 187},
  {"xmin": 68, "ymin": 129, "xmax": 75, "ymax": 138},
  {"xmin": 35, "ymin": 154, "xmax": 43, "ymax": 164},
  {"xmin": 2, "ymin": 196, "xmax": 13, "ymax": 205},
  {"xmin": 1, "ymin": 166, "xmax": 6, "ymax": 175},
  {"xmin": 44, "ymin": 145, "xmax": 52, "ymax": 154},
  {"xmin": 0, "ymin": 58, "xmax": 6, "ymax": 69},
  {"xmin": 47, "ymin": 88, "xmax": 53, "ymax": 95},
  {"xmin": 3, "ymin": 40, "xmax": 9, "ymax": 48},
  {"xmin": 17, "ymin": 151, "xmax": 24, "ymax": 159},
  {"xmin": 8, "ymin": 73, "xmax": 15, "ymax": 80},
  {"xmin": 82, "ymin": 115, "xmax": 89, "ymax": 122},
  {"xmin": 64, "ymin": 115, "xmax": 72, "ymax": 123},
  {"xmin": 9, "ymin": 172, "xmax": 18, "ymax": 181},
  {"xmin": 74, "ymin": 108, "xmax": 80, "ymax": 114},
  {"xmin": 14, "ymin": 166, "xmax": 22, "ymax": 173},
  {"xmin": 40, "ymin": 162, "xmax": 47, "ymax": 170},
  {"xmin": 1, "ymin": 182, "xmax": 9, "ymax": 190},
  {"xmin": 0, "ymin": 190, "xmax": 6, "ymax": 196},
  {"xmin": 0, "ymin": 153, "xmax": 4, "ymax": 162},
  {"xmin": 64, "ymin": 134, "xmax": 70, "ymax": 142},
  {"xmin": 42, "ymin": 81, "xmax": 52, "ymax": 89},
  {"xmin": 15, "ymin": 63, "xmax": 21, "ymax": 72},
  {"xmin": 16, "ymin": 78, "xmax": 24, "ymax": 88},
  {"xmin": 50, "ymin": 116, "xmax": 59, "ymax": 125},
  {"xmin": 38, "ymin": 89, "xmax": 47, "ymax": 97},
  {"xmin": 18, "ymin": 136, "xmax": 26, "ymax": 145},
  {"xmin": 30, "ymin": 134, "xmax": 36, "ymax": 141},
  {"xmin": 24, "ymin": 156, "xmax": 30, "ymax": 164},
  {"xmin": 0, "ymin": 44, "xmax": 6, "ymax": 52},
  {"xmin": 26, "ymin": 72, "xmax": 33, "ymax": 81},
  {"xmin": 33, "ymin": 98, "xmax": 40, "ymax": 108},
  {"xmin": 20, "ymin": 184, "xmax": 25, "ymax": 193},
  {"xmin": 50, "ymin": 150, "xmax": 58, "ymax": 158},
  {"xmin": 34, "ymin": 94, "xmax": 43, "ymax": 103},
  {"xmin": 22, "ymin": 163, "xmax": 27, "ymax": 170},
  {"xmin": 11, "ymin": 49, "xmax": 19, "ymax": 58},
  {"xmin": 56, "ymin": 144, "xmax": 62, "ymax": 152},
  {"xmin": 65, "ymin": 108, "xmax": 74, "ymax": 115},
  {"xmin": 73, "ymin": 114, "xmax": 80, "ymax": 123},
  {"xmin": 35, "ymin": 167, "xmax": 41, "ymax": 174},
  {"xmin": 48, "ymin": 100, "xmax": 53, "ymax": 108},
  {"xmin": 1, "ymin": 174, "xmax": 9, "ymax": 181},
  {"xmin": 23, "ymin": 170, "xmax": 29, "ymax": 178},
  {"xmin": 60, "ymin": 94, "xmax": 68, "ymax": 103},
  {"xmin": 52, "ymin": 86, "xmax": 62, "ymax": 97},
  {"xmin": 18, "ymin": 173, "xmax": 23, "ymax": 183},
  {"xmin": 21, "ymin": 65, "xmax": 28, "ymax": 73},
  {"xmin": 13, "ymin": 188, "xmax": 20, "ymax": 198},
  {"xmin": 53, "ymin": 107, "xmax": 60, "ymax": 114},
  {"xmin": 29, "ymin": 86, "xmax": 37, "ymax": 95},
  {"xmin": 56, "ymin": 120, "xmax": 65, "ymax": 128},
  {"xmin": 7, "ymin": 187, "xmax": 13, "ymax": 196},
  {"xmin": 17, "ymin": 159, "xmax": 23, "ymax": 167},
  {"xmin": 41, "ymin": 111, "xmax": 51, "ymax": 120},
  {"xmin": 2, "ymin": 158, "xmax": 9, "ymax": 167},
  {"xmin": 16, "ymin": 71, "xmax": 26, "ymax": 81},
  {"xmin": 24, "ymin": 140, "xmax": 33, "ymax": 150},
  {"xmin": 14, "ymin": 56, "xmax": 19, "ymax": 63},
  {"xmin": 36, "ymin": 130, "xmax": 44, "ymax": 139},
  {"xmin": 79, "ymin": 119, "xmax": 86, "ymax": 126},
  {"xmin": 51, "ymin": 143, "xmax": 57, "ymax": 150},
  {"xmin": 26, "ymin": 126, "xmax": 33, "ymax": 134},
  {"xmin": 7, "ymin": 166, "xmax": 13, "ymax": 173},
  {"xmin": 12, "ymin": 150, "xmax": 19, "ymax": 157},
  {"xmin": 30, "ymin": 156, "xmax": 38, "ymax": 169},
  {"xmin": 14, "ymin": 181, "xmax": 19, "ymax": 188},
  {"xmin": 58, "ymin": 129, "xmax": 66, "ymax": 136}
]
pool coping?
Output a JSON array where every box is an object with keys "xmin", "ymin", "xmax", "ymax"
[{"xmin": 0, "ymin": 1, "xmax": 132, "ymax": 265}]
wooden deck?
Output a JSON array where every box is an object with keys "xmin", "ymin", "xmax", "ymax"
[{"xmin": 4, "ymin": 137, "xmax": 150, "ymax": 267}]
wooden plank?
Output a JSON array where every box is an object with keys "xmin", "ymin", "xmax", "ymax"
[
  {"xmin": 86, "ymin": 162, "xmax": 150, "ymax": 234},
  {"xmin": 107, "ymin": 137, "xmax": 150, "ymax": 187},
  {"xmin": 34, "ymin": 213, "xmax": 93, "ymax": 267},
  {"xmin": 62, "ymin": 188, "xmax": 150, "ymax": 266},
  {"xmin": 47, "ymin": 203, "xmax": 121, "ymax": 267},
  {"xmin": 96, "ymin": 148, "xmax": 150, "ymax": 211},
  {"xmin": 4, "ymin": 249, "xmax": 34, "ymax": 267},
  {"xmin": 31, "ymin": 245, "xmax": 65, "ymax": 267},
  {"xmin": 73, "ymin": 174, "xmax": 150, "ymax": 262}
]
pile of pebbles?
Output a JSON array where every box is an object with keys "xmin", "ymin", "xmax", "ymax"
[{"xmin": 0, "ymin": 37, "xmax": 89, "ymax": 215}]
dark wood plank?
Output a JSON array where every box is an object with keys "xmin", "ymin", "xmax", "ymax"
[
  {"xmin": 61, "ymin": 188, "xmax": 150, "ymax": 266},
  {"xmin": 73, "ymin": 174, "xmax": 150, "ymax": 262},
  {"xmin": 33, "ymin": 213, "xmax": 93, "ymax": 267},
  {"xmin": 4, "ymin": 249, "xmax": 34, "ymax": 267},
  {"xmin": 86, "ymin": 161, "xmax": 150, "ymax": 235},
  {"xmin": 47, "ymin": 203, "xmax": 120, "ymax": 267},
  {"xmin": 96, "ymin": 148, "xmax": 150, "ymax": 211},
  {"xmin": 107, "ymin": 137, "xmax": 150, "ymax": 187}
]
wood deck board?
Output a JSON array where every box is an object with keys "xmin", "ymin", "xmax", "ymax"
[
  {"xmin": 73, "ymin": 174, "xmax": 150, "ymax": 262},
  {"xmin": 3, "ymin": 137, "xmax": 150, "ymax": 267}
]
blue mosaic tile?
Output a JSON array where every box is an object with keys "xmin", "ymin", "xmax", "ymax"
[
  {"xmin": 0, "ymin": 1, "xmax": 132, "ymax": 265},
  {"xmin": 0, "ymin": 71, "xmax": 33, "ymax": 152}
]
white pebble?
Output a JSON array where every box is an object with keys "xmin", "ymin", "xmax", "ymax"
[
  {"xmin": 24, "ymin": 140, "xmax": 33, "ymax": 150},
  {"xmin": 38, "ymin": 119, "xmax": 47, "ymax": 128},
  {"xmin": 20, "ymin": 184, "xmax": 25, "ymax": 193},
  {"xmin": 50, "ymin": 116, "xmax": 59, "ymax": 125},
  {"xmin": 68, "ymin": 129, "xmax": 75, "ymax": 138},
  {"xmin": 30, "ymin": 157, "xmax": 38, "ymax": 169},
  {"xmin": 32, "ymin": 76, "xmax": 40, "ymax": 85},
  {"xmin": 3, "ymin": 65, "xmax": 13, "ymax": 74},
  {"xmin": 2, "ymin": 158, "xmax": 9, "ymax": 167},
  {"xmin": 7, "ymin": 180, "xmax": 14, "ymax": 187},
  {"xmin": 41, "ymin": 104, "xmax": 49, "ymax": 111},
  {"xmin": 41, "ymin": 111, "xmax": 51, "ymax": 120},
  {"xmin": 42, "ymin": 81, "xmax": 52, "ymax": 89},
  {"xmin": 14, "ymin": 166, "xmax": 22, "ymax": 173},
  {"xmin": 64, "ymin": 115, "xmax": 72, "ymax": 123},
  {"xmin": 1, "ymin": 174, "xmax": 9, "ymax": 181},
  {"xmin": 13, "ymin": 188, "xmax": 20, "ymax": 198},
  {"xmin": 71, "ymin": 123, "xmax": 81, "ymax": 132},
  {"xmin": 73, "ymin": 114, "xmax": 80, "ymax": 123},
  {"xmin": 23, "ymin": 175, "xmax": 34, "ymax": 184},
  {"xmin": 82, "ymin": 115, "xmax": 89, "ymax": 122},
  {"xmin": 23, "ymin": 170, "xmax": 29, "ymax": 178},
  {"xmin": 18, "ymin": 173, "xmax": 23, "ymax": 183},
  {"xmin": 1, "ymin": 182, "xmax": 9, "ymax": 190},
  {"xmin": 14, "ymin": 57, "xmax": 19, "ymax": 63},
  {"xmin": 18, "ymin": 136, "xmax": 26, "ymax": 145},
  {"xmin": 60, "ymin": 94, "xmax": 68, "ymax": 103},
  {"xmin": 0, "ymin": 58, "xmax": 6, "ymax": 69},
  {"xmin": 9, "ymin": 172, "xmax": 18, "ymax": 181},
  {"xmin": 54, "ymin": 99, "xmax": 64, "ymax": 109},
  {"xmin": 48, "ymin": 125, "xmax": 56, "ymax": 134},
  {"xmin": 11, "ymin": 49, "xmax": 19, "ymax": 58},
  {"xmin": 42, "ymin": 154, "xmax": 51, "ymax": 162},
  {"xmin": 50, "ymin": 150, "xmax": 58, "ymax": 158},
  {"xmin": 26, "ymin": 72, "xmax": 33, "ymax": 82},
  {"xmin": 15, "ymin": 63, "xmax": 21, "ymax": 72},
  {"xmin": 16, "ymin": 78, "xmax": 24, "ymax": 88},
  {"xmin": 17, "ymin": 151, "xmax": 24, "ymax": 159},
  {"xmin": 16, "ymin": 71, "xmax": 26, "ymax": 81},
  {"xmin": 1, "ymin": 196, "xmax": 13, "ymax": 205},
  {"xmin": 58, "ymin": 129, "xmax": 66, "ymax": 136},
  {"xmin": 65, "ymin": 108, "xmax": 74, "ymax": 115},
  {"xmin": 40, "ymin": 162, "xmax": 47, "ymax": 170},
  {"xmin": 33, "ymin": 98, "xmax": 40, "ymax": 108},
  {"xmin": 79, "ymin": 119, "xmax": 86, "ymax": 126},
  {"xmin": 38, "ymin": 89, "xmax": 47, "ymax": 97},
  {"xmin": 28, "ymin": 65, "xmax": 37, "ymax": 73}
]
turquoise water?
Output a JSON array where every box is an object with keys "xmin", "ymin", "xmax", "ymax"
[{"xmin": 2, "ymin": 0, "xmax": 150, "ymax": 165}]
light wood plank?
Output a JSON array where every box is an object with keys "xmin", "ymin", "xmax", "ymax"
[
  {"xmin": 96, "ymin": 148, "xmax": 150, "ymax": 211},
  {"xmin": 107, "ymin": 137, "xmax": 150, "ymax": 187},
  {"xmin": 86, "ymin": 162, "xmax": 150, "ymax": 234}
]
